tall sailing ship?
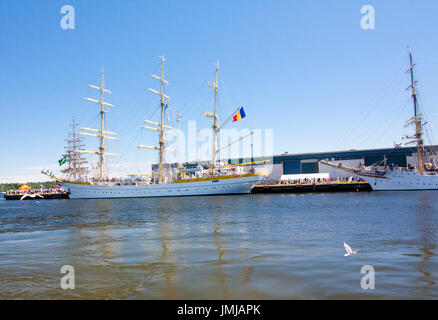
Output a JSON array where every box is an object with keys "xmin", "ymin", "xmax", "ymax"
[
  {"xmin": 43, "ymin": 56, "xmax": 267, "ymax": 199},
  {"xmin": 322, "ymin": 49, "xmax": 438, "ymax": 191},
  {"xmin": 61, "ymin": 119, "xmax": 89, "ymax": 181}
]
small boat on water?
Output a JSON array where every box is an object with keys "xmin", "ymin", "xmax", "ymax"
[
  {"xmin": 322, "ymin": 49, "xmax": 438, "ymax": 191},
  {"xmin": 4, "ymin": 186, "xmax": 69, "ymax": 200},
  {"xmin": 4, "ymin": 191, "xmax": 69, "ymax": 201}
]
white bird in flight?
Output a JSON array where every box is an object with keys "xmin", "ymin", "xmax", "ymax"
[
  {"xmin": 20, "ymin": 194, "xmax": 44, "ymax": 201},
  {"xmin": 344, "ymin": 242, "xmax": 358, "ymax": 256}
]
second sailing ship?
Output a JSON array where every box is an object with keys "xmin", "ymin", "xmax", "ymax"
[{"xmin": 322, "ymin": 50, "xmax": 438, "ymax": 191}]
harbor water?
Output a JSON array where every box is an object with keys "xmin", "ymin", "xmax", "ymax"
[{"xmin": 0, "ymin": 192, "xmax": 437, "ymax": 299}]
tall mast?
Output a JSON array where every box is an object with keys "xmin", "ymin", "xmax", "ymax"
[
  {"xmin": 139, "ymin": 54, "xmax": 171, "ymax": 183},
  {"xmin": 159, "ymin": 55, "xmax": 166, "ymax": 182},
  {"xmin": 405, "ymin": 49, "xmax": 424, "ymax": 173},
  {"xmin": 203, "ymin": 62, "xmax": 250, "ymax": 170},
  {"xmin": 63, "ymin": 119, "xmax": 88, "ymax": 180},
  {"xmin": 209, "ymin": 61, "xmax": 219, "ymax": 171},
  {"xmin": 70, "ymin": 120, "xmax": 79, "ymax": 179},
  {"xmin": 176, "ymin": 110, "xmax": 182, "ymax": 167},
  {"xmin": 99, "ymin": 66, "xmax": 105, "ymax": 178},
  {"xmin": 76, "ymin": 66, "xmax": 119, "ymax": 180},
  {"xmin": 72, "ymin": 120, "xmax": 78, "ymax": 175}
]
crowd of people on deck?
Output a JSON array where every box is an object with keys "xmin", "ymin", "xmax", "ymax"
[
  {"xmin": 58, "ymin": 166, "xmax": 252, "ymax": 185},
  {"xmin": 369, "ymin": 163, "xmax": 416, "ymax": 172},
  {"xmin": 386, "ymin": 165, "xmax": 413, "ymax": 172},
  {"xmin": 7, "ymin": 188, "xmax": 65, "ymax": 195}
]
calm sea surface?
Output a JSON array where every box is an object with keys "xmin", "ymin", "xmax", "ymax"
[{"xmin": 0, "ymin": 192, "xmax": 437, "ymax": 299}]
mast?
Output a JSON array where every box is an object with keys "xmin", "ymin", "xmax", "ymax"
[
  {"xmin": 176, "ymin": 110, "xmax": 182, "ymax": 167},
  {"xmin": 159, "ymin": 55, "xmax": 165, "ymax": 182},
  {"xmin": 405, "ymin": 49, "xmax": 424, "ymax": 173},
  {"xmin": 209, "ymin": 61, "xmax": 219, "ymax": 171},
  {"xmin": 203, "ymin": 62, "xmax": 250, "ymax": 170},
  {"xmin": 99, "ymin": 66, "xmax": 105, "ymax": 178},
  {"xmin": 76, "ymin": 66, "xmax": 119, "ymax": 179},
  {"xmin": 62, "ymin": 119, "xmax": 88, "ymax": 180},
  {"xmin": 139, "ymin": 54, "xmax": 171, "ymax": 183}
]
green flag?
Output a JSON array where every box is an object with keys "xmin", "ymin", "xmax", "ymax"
[{"xmin": 58, "ymin": 155, "xmax": 67, "ymax": 166}]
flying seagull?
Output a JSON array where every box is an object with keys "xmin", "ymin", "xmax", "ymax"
[
  {"xmin": 20, "ymin": 194, "xmax": 44, "ymax": 201},
  {"xmin": 344, "ymin": 242, "xmax": 358, "ymax": 256}
]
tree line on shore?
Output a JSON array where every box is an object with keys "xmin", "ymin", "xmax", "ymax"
[{"xmin": 0, "ymin": 181, "xmax": 56, "ymax": 193}]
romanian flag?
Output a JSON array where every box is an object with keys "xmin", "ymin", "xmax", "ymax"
[
  {"xmin": 232, "ymin": 107, "xmax": 246, "ymax": 122},
  {"xmin": 58, "ymin": 155, "xmax": 67, "ymax": 166}
]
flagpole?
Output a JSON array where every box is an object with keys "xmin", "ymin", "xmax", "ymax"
[{"xmin": 218, "ymin": 106, "xmax": 241, "ymax": 131}]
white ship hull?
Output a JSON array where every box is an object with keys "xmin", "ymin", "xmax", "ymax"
[
  {"xmin": 359, "ymin": 170, "xmax": 438, "ymax": 191},
  {"xmin": 59, "ymin": 174, "xmax": 265, "ymax": 199}
]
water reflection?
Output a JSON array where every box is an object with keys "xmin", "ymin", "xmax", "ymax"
[
  {"xmin": 156, "ymin": 199, "xmax": 177, "ymax": 299},
  {"xmin": 413, "ymin": 194, "xmax": 437, "ymax": 293},
  {"xmin": 212, "ymin": 213, "xmax": 229, "ymax": 299}
]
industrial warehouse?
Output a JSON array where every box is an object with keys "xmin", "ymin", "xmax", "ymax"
[
  {"xmin": 260, "ymin": 145, "xmax": 438, "ymax": 180},
  {"xmin": 163, "ymin": 145, "xmax": 438, "ymax": 183}
]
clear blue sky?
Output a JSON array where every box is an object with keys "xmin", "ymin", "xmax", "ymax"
[{"xmin": 2, "ymin": 0, "xmax": 438, "ymax": 182}]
